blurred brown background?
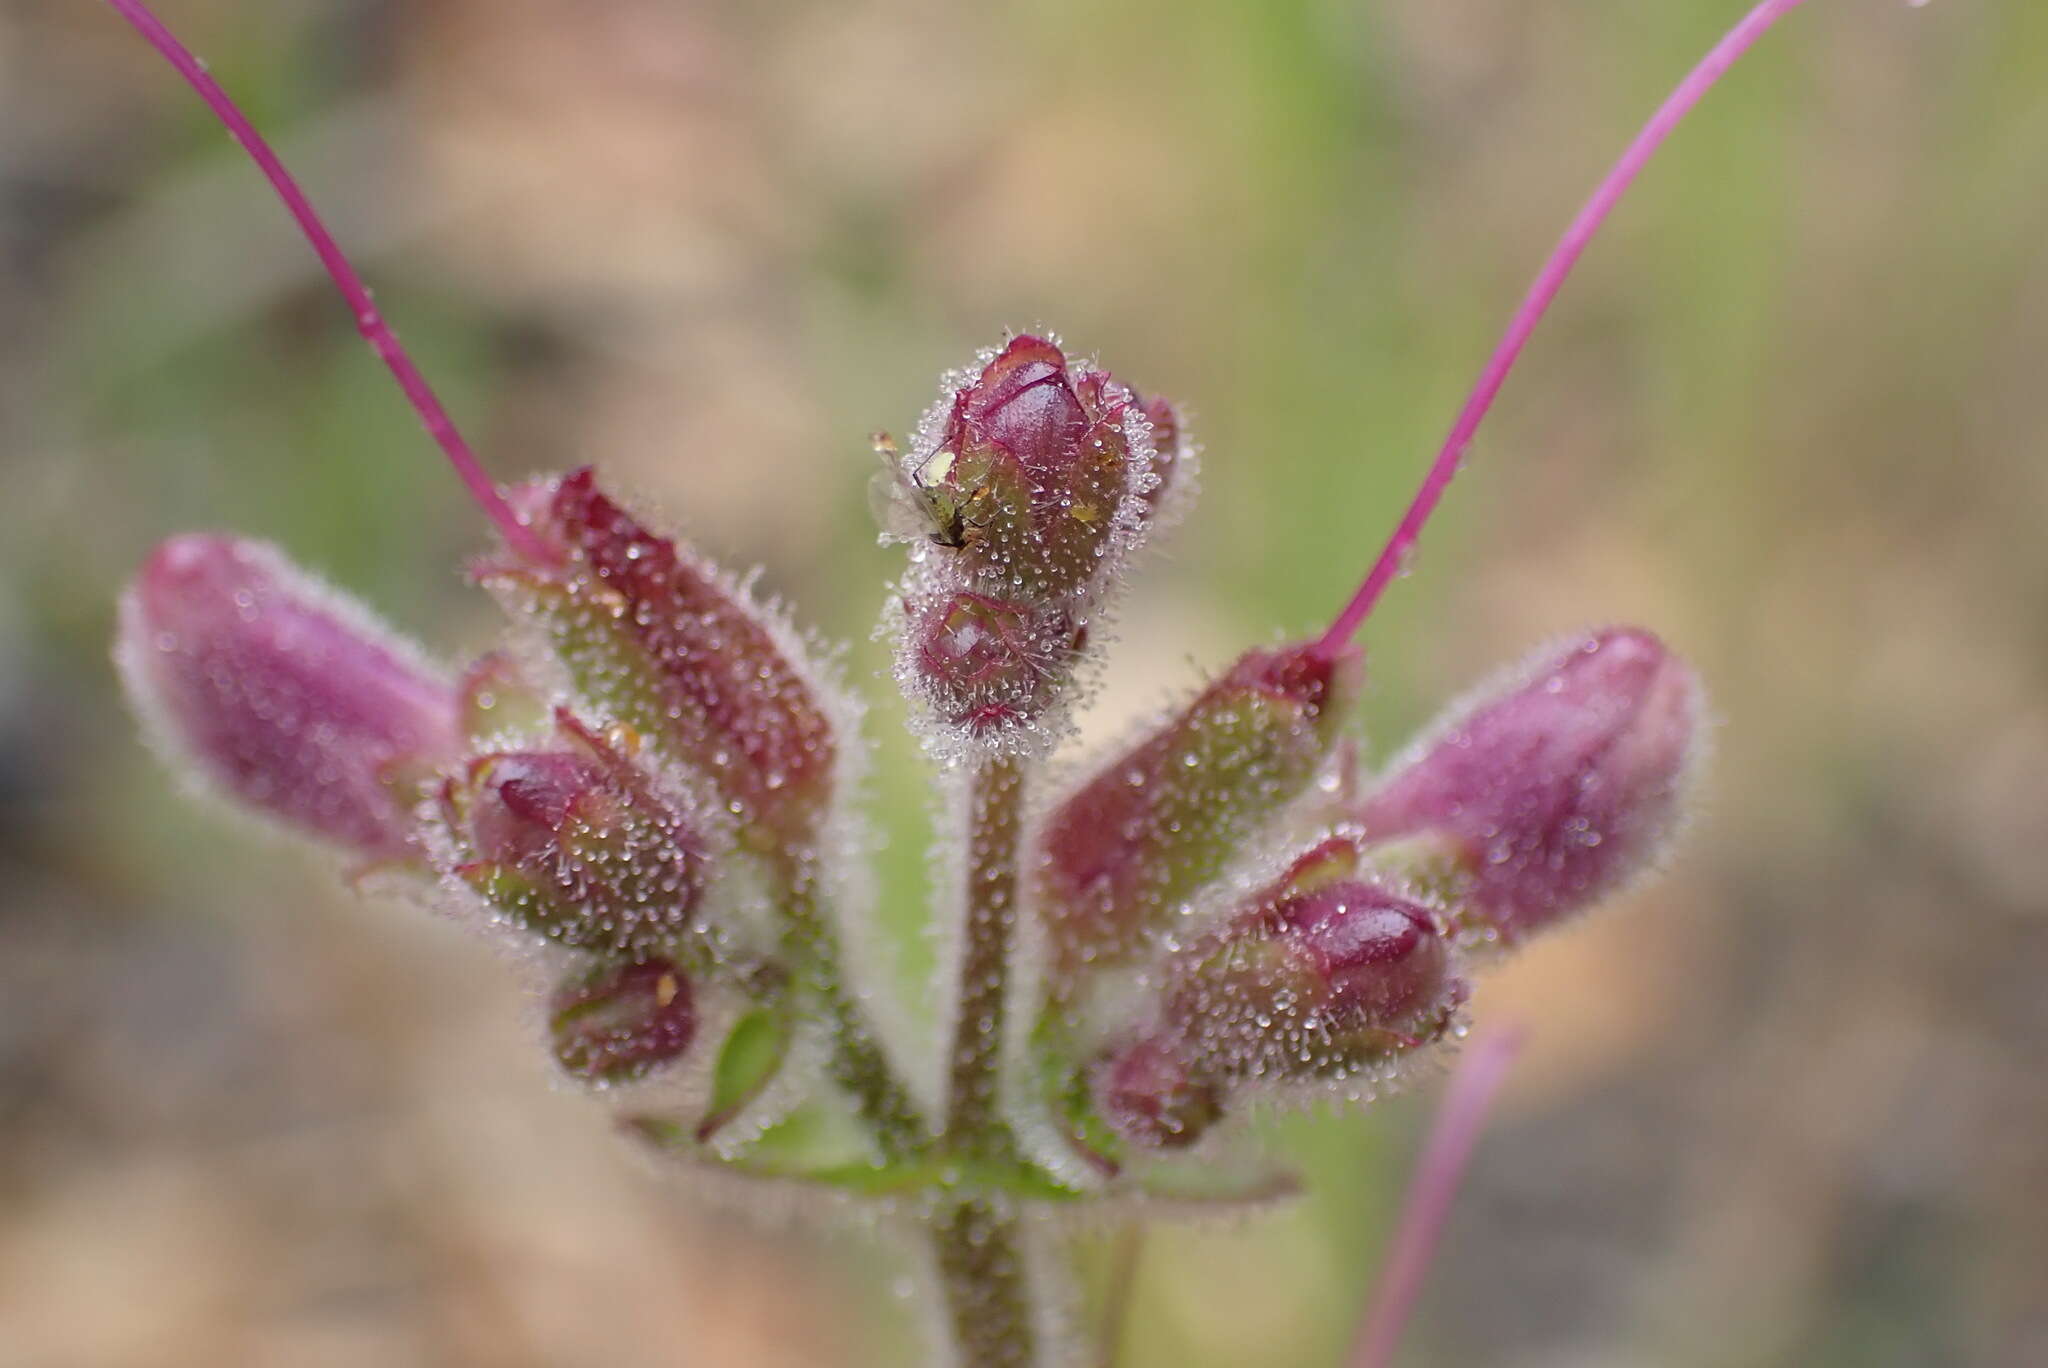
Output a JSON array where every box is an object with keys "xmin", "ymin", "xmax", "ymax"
[{"xmin": 2, "ymin": 1, "xmax": 2043, "ymax": 1365}]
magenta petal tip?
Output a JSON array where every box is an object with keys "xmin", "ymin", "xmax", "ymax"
[{"xmin": 116, "ymin": 534, "xmax": 460, "ymax": 860}]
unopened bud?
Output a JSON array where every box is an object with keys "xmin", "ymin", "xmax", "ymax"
[
  {"xmin": 116, "ymin": 535, "xmax": 459, "ymax": 860},
  {"xmin": 1094, "ymin": 1036, "xmax": 1223, "ymax": 1151},
  {"xmin": 549, "ymin": 957, "xmax": 697, "ymax": 1084},
  {"xmin": 1357, "ymin": 627, "xmax": 1702, "ymax": 944},
  {"xmin": 480, "ymin": 469, "xmax": 842, "ymax": 846},
  {"xmin": 1034, "ymin": 641, "xmax": 1363, "ymax": 968},
  {"xmin": 1135, "ymin": 394, "xmax": 1189, "ymax": 518},
  {"xmin": 439, "ymin": 713, "xmax": 709, "ymax": 954},
  {"xmin": 885, "ymin": 336, "xmax": 1176, "ymax": 752},
  {"xmin": 1168, "ymin": 879, "xmax": 1460, "ymax": 1082}
]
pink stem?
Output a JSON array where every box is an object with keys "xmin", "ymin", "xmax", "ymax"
[
  {"xmin": 1317, "ymin": 0, "xmax": 1809, "ymax": 657},
  {"xmin": 104, "ymin": 0, "xmax": 559, "ymax": 565},
  {"xmin": 1348, "ymin": 1027, "xmax": 1527, "ymax": 1368}
]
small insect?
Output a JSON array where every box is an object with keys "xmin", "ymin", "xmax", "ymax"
[{"xmin": 867, "ymin": 431, "xmax": 984, "ymax": 550}]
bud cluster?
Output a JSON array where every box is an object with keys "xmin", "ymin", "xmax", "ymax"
[
  {"xmin": 116, "ymin": 338, "xmax": 1703, "ymax": 1198},
  {"xmin": 106, "ymin": 0, "xmax": 1816, "ymax": 1352},
  {"xmin": 117, "ymin": 334, "xmax": 1704, "ymax": 1356},
  {"xmin": 879, "ymin": 335, "xmax": 1189, "ymax": 756}
]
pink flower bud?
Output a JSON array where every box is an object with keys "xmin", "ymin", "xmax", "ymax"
[
  {"xmin": 1357, "ymin": 627, "xmax": 1702, "ymax": 944},
  {"xmin": 905, "ymin": 590, "xmax": 1076, "ymax": 738},
  {"xmin": 116, "ymin": 535, "xmax": 459, "ymax": 860},
  {"xmin": 959, "ymin": 335, "xmax": 1090, "ymax": 487},
  {"xmin": 1168, "ymin": 879, "xmax": 1461, "ymax": 1082},
  {"xmin": 481, "ymin": 469, "xmax": 842, "ymax": 845},
  {"xmin": 548, "ymin": 957, "xmax": 697, "ymax": 1085},
  {"xmin": 437, "ymin": 712, "xmax": 709, "ymax": 954},
  {"xmin": 1034, "ymin": 641, "xmax": 1363, "ymax": 968},
  {"xmin": 884, "ymin": 337, "xmax": 1178, "ymax": 753},
  {"xmin": 920, "ymin": 335, "xmax": 1148, "ymax": 600},
  {"xmin": 1093, "ymin": 1036, "xmax": 1223, "ymax": 1151}
]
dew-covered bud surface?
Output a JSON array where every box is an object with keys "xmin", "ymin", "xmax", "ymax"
[
  {"xmin": 1357, "ymin": 626, "xmax": 1702, "ymax": 944},
  {"xmin": 116, "ymin": 534, "xmax": 460, "ymax": 859}
]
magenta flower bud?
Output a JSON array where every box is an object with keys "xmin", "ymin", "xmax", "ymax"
[
  {"xmin": 438, "ymin": 713, "xmax": 709, "ymax": 954},
  {"xmin": 548, "ymin": 957, "xmax": 697, "ymax": 1085},
  {"xmin": 1356, "ymin": 627, "xmax": 1702, "ymax": 944},
  {"xmin": 481, "ymin": 469, "xmax": 843, "ymax": 846},
  {"xmin": 1093, "ymin": 1036, "xmax": 1223, "ymax": 1151},
  {"xmin": 116, "ymin": 535, "xmax": 460, "ymax": 861},
  {"xmin": 960, "ymin": 334, "xmax": 1090, "ymax": 486},
  {"xmin": 1168, "ymin": 880, "xmax": 1460, "ymax": 1082},
  {"xmin": 883, "ymin": 337, "xmax": 1180, "ymax": 754},
  {"xmin": 924, "ymin": 334, "xmax": 1148, "ymax": 600},
  {"xmin": 905, "ymin": 590, "xmax": 1074, "ymax": 737},
  {"xmin": 1033, "ymin": 640, "xmax": 1363, "ymax": 968}
]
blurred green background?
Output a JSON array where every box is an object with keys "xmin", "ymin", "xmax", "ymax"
[{"xmin": 3, "ymin": 1, "xmax": 2044, "ymax": 1365}]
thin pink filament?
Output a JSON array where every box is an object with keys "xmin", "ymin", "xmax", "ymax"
[
  {"xmin": 104, "ymin": 0, "xmax": 559, "ymax": 565},
  {"xmin": 1318, "ymin": 0, "xmax": 1810, "ymax": 657},
  {"xmin": 1348, "ymin": 1027, "xmax": 1527, "ymax": 1368}
]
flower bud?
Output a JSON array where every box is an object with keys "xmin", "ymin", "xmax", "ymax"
[
  {"xmin": 884, "ymin": 336, "xmax": 1173, "ymax": 753},
  {"xmin": 1033, "ymin": 640, "xmax": 1363, "ymax": 968},
  {"xmin": 480, "ymin": 469, "xmax": 842, "ymax": 846},
  {"xmin": 920, "ymin": 335, "xmax": 1133, "ymax": 599},
  {"xmin": 1167, "ymin": 880, "xmax": 1460, "ymax": 1083},
  {"xmin": 548, "ymin": 956, "xmax": 697, "ymax": 1085},
  {"xmin": 1356, "ymin": 627, "xmax": 1702, "ymax": 944},
  {"xmin": 438, "ymin": 713, "xmax": 709, "ymax": 954},
  {"xmin": 1093, "ymin": 1036, "xmax": 1223, "ymax": 1151},
  {"xmin": 116, "ymin": 535, "xmax": 459, "ymax": 860},
  {"xmin": 904, "ymin": 590, "xmax": 1077, "ymax": 738}
]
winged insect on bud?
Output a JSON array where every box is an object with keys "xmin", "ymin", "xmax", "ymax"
[{"xmin": 882, "ymin": 336, "xmax": 1182, "ymax": 753}]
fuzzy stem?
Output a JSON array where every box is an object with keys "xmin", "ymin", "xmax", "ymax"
[
  {"xmin": 1348, "ymin": 1028, "xmax": 1527, "ymax": 1368},
  {"xmin": 1317, "ymin": 0, "xmax": 1810, "ymax": 656},
  {"xmin": 934, "ymin": 1199, "xmax": 1037, "ymax": 1368},
  {"xmin": 945, "ymin": 755, "xmax": 1027, "ymax": 1151},
  {"xmin": 103, "ymin": 0, "xmax": 559, "ymax": 566},
  {"xmin": 777, "ymin": 858, "xmax": 928, "ymax": 1157}
]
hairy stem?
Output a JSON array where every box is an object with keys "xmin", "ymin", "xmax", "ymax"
[
  {"xmin": 945, "ymin": 754, "xmax": 1026, "ymax": 1150},
  {"xmin": 778, "ymin": 858, "xmax": 928, "ymax": 1157},
  {"xmin": 934, "ymin": 1199, "xmax": 1037, "ymax": 1368},
  {"xmin": 104, "ymin": 0, "xmax": 558, "ymax": 564},
  {"xmin": 1318, "ymin": 0, "xmax": 1811, "ymax": 654}
]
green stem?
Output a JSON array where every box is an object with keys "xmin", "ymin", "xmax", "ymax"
[
  {"xmin": 777, "ymin": 854, "xmax": 928, "ymax": 1157},
  {"xmin": 934, "ymin": 1199, "xmax": 1038, "ymax": 1368},
  {"xmin": 944, "ymin": 754, "xmax": 1026, "ymax": 1150}
]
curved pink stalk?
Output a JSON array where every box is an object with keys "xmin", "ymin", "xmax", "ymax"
[
  {"xmin": 1349, "ymin": 1027, "xmax": 1527, "ymax": 1368},
  {"xmin": 103, "ymin": 0, "xmax": 559, "ymax": 566},
  {"xmin": 1318, "ymin": 0, "xmax": 1810, "ymax": 657}
]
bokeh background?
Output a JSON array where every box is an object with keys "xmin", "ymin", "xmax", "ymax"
[{"xmin": 3, "ymin": 1, "xmax": 2044, "ymax": 1364}]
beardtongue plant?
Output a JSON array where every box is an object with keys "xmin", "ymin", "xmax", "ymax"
[{"xmin": 102, "ymin": 0, "xmax": 1826, "ymax": 1363}]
